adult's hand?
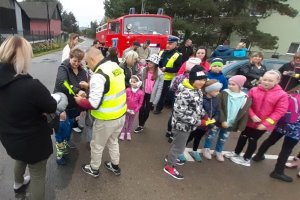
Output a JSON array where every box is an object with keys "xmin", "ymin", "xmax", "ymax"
[
  {"xmin": 79, "ymin": 81, "xmax": 89, "ymax": 90},
  {"xmin": 74, "ymin": 95, "xmax": 84, "ymax": 104},
  {"xmin": 78, "ymin": 90, "xmax": 87, "ymax": 98}
]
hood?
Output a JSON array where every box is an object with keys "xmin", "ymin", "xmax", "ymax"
[
  {"xmin": 0, "ymin": 63, "xmax": 31, "ymax": 88},
  {"xmin": 216, "ymin": 45, "xmax": 230, "ymax": 52},
  {"xmin": 208, "ymin": 70, "xmax": 224, "ymax": 76},
  {"xmin": 224, "ymin": 89, "xmax": 247, "ymax": 98}
]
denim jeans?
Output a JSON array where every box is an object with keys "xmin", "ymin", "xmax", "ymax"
[
  {"xmin": 204, "ymin": 127, "xmax": 230, "ymax": 153},
  {"xmin": 55, "ymin": 118, "xmax": 73, "ymax": 143}
]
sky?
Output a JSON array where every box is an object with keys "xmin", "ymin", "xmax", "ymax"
[{"xmin": 59, "ymin": 0, "xmax": 105, "ymax": 27}]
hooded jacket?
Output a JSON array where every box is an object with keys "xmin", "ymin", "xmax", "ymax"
[
  {"xmin": 172, "ymin": 79, "xmax": 206, "ymax": 132},
  {"xmin": 247, "ymin": 85, "xmax": 288, "ymax": 131},
  {"xmin": 0, "ymin": 62, "xmax": 57, "ymax": 164},
  {"xmin": 207, "ymin": 71, "xmax": 228, "ymax": 91}
]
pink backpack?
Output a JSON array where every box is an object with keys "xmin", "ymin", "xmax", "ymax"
[{"xmin": 287, "ymin": 92, "xmax": 300, "ymax": 123}]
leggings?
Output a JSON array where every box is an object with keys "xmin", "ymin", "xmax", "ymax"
[
  {"xmin": 186, "ymin": 128, "xmax": 206, "ymax": 151},
  {"xmin": 138, "ymin": 93, "xmax": 151, "ymax": 127}
]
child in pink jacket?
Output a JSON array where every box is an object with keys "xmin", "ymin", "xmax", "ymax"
[
  {"xmin": 120, "ymin": 75, "xmax": 144, "ymax": 140},
  {"xmin": 226, "ymin": 70, "xmax": 288, "ymax": 167}
]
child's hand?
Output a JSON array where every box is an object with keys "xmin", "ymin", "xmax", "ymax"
[
  {"xmin": 78, "ymin": 90, "xmax": 87, "ymax": 98},
  {"xmin": 130, "ymin": 110, "xmax": 135, "ymax": 115},
  {"xmin": 251, "ymin": 115, "xmax": 262, "ymax": 123},
  {"xmin": 222, "ymin": 122, "xmax": 228, "ymax": 128},
  {"xmin": 257, "ymin": 124, "xmax": 267, "ymax": 130},
  {"xmin": 60, "ymin": 111, "xmax": 67, "ymax": 121},
  {"xmin": 74, "ymin": 95, "xmax": 84, "ymax": 104}
]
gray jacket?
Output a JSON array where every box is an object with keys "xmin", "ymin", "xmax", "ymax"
[{"xmin": 141, "ymin": 67, "xmax": 164, "ymax": 105}]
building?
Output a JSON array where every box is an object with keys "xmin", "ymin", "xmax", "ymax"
[{"xmin": 19, "ymin": 1, "xmax": 62, "ymax": 37}]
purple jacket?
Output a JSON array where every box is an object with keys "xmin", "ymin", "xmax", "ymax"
[{"xmin": 126, "ymin": 87, "xmax": 144, "ymax": 113}]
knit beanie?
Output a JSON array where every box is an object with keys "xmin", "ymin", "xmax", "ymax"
[
  {"xmin": 229, "ymin": 75, "xmax": 247, "ymax": 88},
  {"xmin": 186, "ymin": 57, "xmax": 201, "ymax": 71},
  {"xmin": 205, "ymin": 80, "xmax": 223, "ymax": 93},
  {"xmin": 210, "ymin": 58, "xmax": 224, "ymax": 68},
  {"xmin": 189, "ymin": 65, "xmax": 207, "ymax": 81},
  {"xmin": 130, "ymin": 75, "xmax": 142, "ymax": 88}
]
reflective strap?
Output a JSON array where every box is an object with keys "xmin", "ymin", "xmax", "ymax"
[
  {"xmin": 102, "ymin": 90, "xmax": 125, "ymax": 102},
  {"xmin": 98, "ymin": 102, "xmax": 126, "ymax": 113},
  {"xmin": 266, "ymin": 118, "xmax": 275, "ymax": 125}
]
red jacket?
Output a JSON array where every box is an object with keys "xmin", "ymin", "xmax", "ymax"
[
  {"xmin": 247, "ymin": 85, "xmax": 288, "ymax": 131},
  {"xmin": 177, "ymin": 60, "xmax": 210, "ymax": 75}
]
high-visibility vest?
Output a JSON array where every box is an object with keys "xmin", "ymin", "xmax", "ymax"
[
  {"xmin": 91, "ymin": 61, "xmax": 127, "ymax": 120},
  {"xmin": 159, "ymin": 50, "xmax": 180, "ymax": 81}
]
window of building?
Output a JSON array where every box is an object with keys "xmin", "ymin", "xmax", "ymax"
[{"xmin": 287, "ymin": 42, "xmax": 300, "ymax": 55}]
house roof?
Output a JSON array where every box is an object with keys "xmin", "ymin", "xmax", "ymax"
[
  {"xmin": 0, "ymin": 0, "xmax": 16, "ymax": 9},
  {"xmin": 19, "ymin": 2, "xmax": 61, "ymax": 20}
]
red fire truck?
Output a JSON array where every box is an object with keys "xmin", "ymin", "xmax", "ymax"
[{"xmin": 96, "ymin": 12, "xmax": 172, "ymax": 57}]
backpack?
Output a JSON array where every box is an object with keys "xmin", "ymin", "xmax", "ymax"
[{"xmin": 278, "ymin": 92, "xmax": 300, "ymax": 125}]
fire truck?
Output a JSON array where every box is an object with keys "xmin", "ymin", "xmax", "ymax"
[{"xmin": 96, "ymin": 9, "xmax": 172, "ymax": 57}]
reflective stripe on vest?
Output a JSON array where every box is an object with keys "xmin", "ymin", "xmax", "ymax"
[
  {"xmin": 159, "ymin": 50, "xmax": 180, "ymax": 81},
  {"xmin": 91, "ymin": 61, "xmax": 127, "ymax": 120}
]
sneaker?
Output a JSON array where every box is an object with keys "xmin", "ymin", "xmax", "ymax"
[
  {"xmin": 13, "ymin": 175, "xmax": 30, "ymax": 193},
  {"xmin": 178, "ymin": 154, "xmax": 187, "ymax": 162},
  {"xmin": 231, "ymin": 156, "xmax": 251, "ymax": 167},
  {"xmin": 153, "ymin": 110, "xmax": 161, "ymax": 115},
  {"xmin": 224, "ymin": 151, "xmax": 239, "ymax": 159},
  {"xmin": 270, "ymin": 171, "xmax": 293, "ymax": 182},
  {"xmin": 163, "ymin": 165, "xmax": 184, "ymax": 180},
  {"xmin": 126, "ymin": 133, "xmax": 132, "ymax": 140},
  {"xmin": 215, "ymin": 152, "xmax": 225, "ymax": 162},
  {"xmin": 56, "ymin": 157, "xmax": 66, "ymax": 165},
  {"xmin": 297, "ymin": 171, "xmax": 300, "ymax": 177},
  {"xmin": 72, "ymin": 127, "xmax": 82, "ymax": 133},
  {"xmin": 252, "ymin": 154, "xmax": 265, "ymax": 162},
  {"xmin": 56, "ymin": 143, "xmax": 68, "ymax": 156},
  {"xmin": 81, "ymin": 164, "xmax": 100, "ymax": 177},
  {"xmin": 119, "ymin": 132, "xmax": 125, "ymax": 140},
  {"xmin": 189, "ymin": 151, "xmax": 202, "ymax": 162},
  {"xmin": 285, "ymin": 159, "xmax": 298, "ymax": 168},
  {"xmin": 104, "ymin": 161, "xmax": 121, "ymax": 176},
  {"xmin": 134, "ymin": 126, "xmax": 144, "ymax": 133},
  {"xmin": 164, "ymin": 156, "xmax": 186, "ymax": 166},
  {"xmin": 168, "ymin": 135, "xmax": 174, "ymax": 143},
  {"xmin": 64, "ymin": 140, "xmax": 76, "ymax": 149},
  {"xmin": 203, "ymin": 148, "xmax": 212, "ymax": 160}
]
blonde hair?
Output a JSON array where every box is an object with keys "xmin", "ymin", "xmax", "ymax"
[
  {"xmin": 236, "ymin": 42, "xmax": 246, "ymax": 49},
  {"xmin": 0, "ymin": 36, "xmax": 32, "ymax": 75},
  {"xmin": 265, "ymin": 69, "xmax": 282, "ymax": 80},
  {"xmin": 70, "ymin": 48, "xmax": 85, "ymax": 60},
  {"xmin": 68, "ymin": 33, "xmax": 79, "ymax": 49},
  {"xmin": 125, "ymin": 50, "xmax": 138, "ymax": 67}
]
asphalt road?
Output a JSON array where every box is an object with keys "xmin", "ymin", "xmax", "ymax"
[{"xmin": 0, "ymin": 38, "xmax": 300, "ymax": 200}]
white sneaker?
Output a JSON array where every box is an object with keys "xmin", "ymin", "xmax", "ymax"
[
  {"xmin": 224, "ymin": 151, "xmax": 239, "ymax": 159},
  {"xmin": 231, "ymin": 156, "xmax": 251, "ymax": 167},
  {"xmin": 14, "ymin": 175, "xmax": 30, "ymax": 193},
  {"xmin": 203, "ymin": 148, "xmax": 212, "ymax": 160},
  {"xmin": 73, "ymin": 127, "xmax": 82, "ymax": 133},
  {"xmin": 215, "ymin": 152, "xmax": 225, "ymax": 162}
]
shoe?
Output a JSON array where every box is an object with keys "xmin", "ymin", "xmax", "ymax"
[
  {"xmin": 285, "ymin": 159, "xmax": 298, "ymax": 168},
  {"xmin": 164, "ymin": 156, "xmax": 186, "ymax": 166},
  {"xmin": 203, "ymin": 148, "xmax": 212, "ymax": 160},
  {"xmin": 134, "ymin": 126, "xmax": 144, "ymax": 133},
  {"xmin": 224, "ymin": 151, "xmax": 239, "ymax": 159},
  {"xmin": 119, "ymin": 132, "xmax": 125, "ymax": 140},
  {"xmin": 13, "ymin": 175, "xmax": 30, "ymax": 193},
  {"xmin": 56, "ymin": 143, "xmax": 69, "ymax": 156},
  {"xmin": 81, "ymin": 164, "xmax": 100, "ymax": 177},
  {"xmin": 165, "ymin": 131, "xmax": 172, "ymax": 138},
  {"xmin": 231, "ymin": 156, "xmax": 251, "ymax": 167},
  {"xmin": 189, "ymin": 151, "xmax": 202, "ymax": 162},
  {"xmin": 252, "ymin": 154, "xmax": 265, "ymax": 162},
  {"xmin": 163, "ymin": 165, "xmax": 184, "ymax": 180},
  {"xmin": 104, "ymin": 161, "xmax": 121, "ymax": 176},
  {"xmin": 270, "ymin": 171, "xmax": 293, "ymax": 182},
  {"xmin": 178, "ymin": 154, "xmax": 187, "ymax": 162},
  {"xmin": 72, "ymin": 127, "xmax": 82, "ymax": 133},
  {"xmin": 56, "ymin": 157, "xmax": 66, "ymax": 165},
  {"xmin": 168, "ymin": 135, "xmax": 174, "ymax": 143},
  {"xmin": 215, "ymin": 152, "xmax": 225, "ymax": 162},
  {"xmin": 297, "ymin": 171, "xmax": 300, "ymax": 177},
  {"xmin": 64, "ymin": 140, "xmax": 76, "ymax": 149},
  {"xmin": 126, "ymin": 132, "xmax": 131, "ymax": 140},
  {"xmin": 153, "ymin": 110, "xmax": 161, "ymax": 115}
]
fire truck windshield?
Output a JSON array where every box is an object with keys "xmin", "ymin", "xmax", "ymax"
[{"xmin": 124, "ymin": 16, "xmax": 170, "ymax": 35}]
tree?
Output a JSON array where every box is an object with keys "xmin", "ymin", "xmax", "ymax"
[
  {"xmin": 61, "ymin": 11, "xmax": 79, "ymax": 33},
  {"xmin": 103, "ymin": 0, "xmax": 298, "ymax": 49}
]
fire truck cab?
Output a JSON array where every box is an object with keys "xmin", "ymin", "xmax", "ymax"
[{"xmin": 96, "ymin": 12, "xmax": 172, "ymax": 57}]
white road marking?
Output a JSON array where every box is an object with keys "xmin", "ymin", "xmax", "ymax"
[{"xmin": 183, "ymin": 147, "xmax": 295, "ymax": 162}]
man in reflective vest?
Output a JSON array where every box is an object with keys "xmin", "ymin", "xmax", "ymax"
[
  {"xmin": 75, "ymin": 47, "xmax": 126, "ymax": 178},
  {"xmin": 154, "ymin": 36, "xmax": 182, "ymax": 114}
]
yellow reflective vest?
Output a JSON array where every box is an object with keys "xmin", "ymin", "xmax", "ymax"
[
  {"xmin": 159, "ymin": 50, "xmax": 180, "ymax": 81},
  {"xmin": 91, "ymin": 61, "xmax": 127, "ymax": 120}
]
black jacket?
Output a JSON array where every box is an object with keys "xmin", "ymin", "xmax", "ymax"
[
  {"xmin": 178, "ymin": 45, "xmax": 193, "ymax": 63},
  {"xmin": 239, "ymin": 63, "xmax": 267, "ymax": 89},
  {"xmin": 279, "ymin": 62, "xmax": 300, "ymax": 91},
  {"xmin": 54, "ymin": 59, "xmax": 88, "ymax": 109},
  {"xmin": 119, "ymin": 62, "xmax": 138, "ymax": 88},
  {"xmin": 0, "ymin": 63, "xmax": 57, "ymax": 164},
  {"xmin": 159, "ymin": 49, "xmax": 182, "ymax": 74}
]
